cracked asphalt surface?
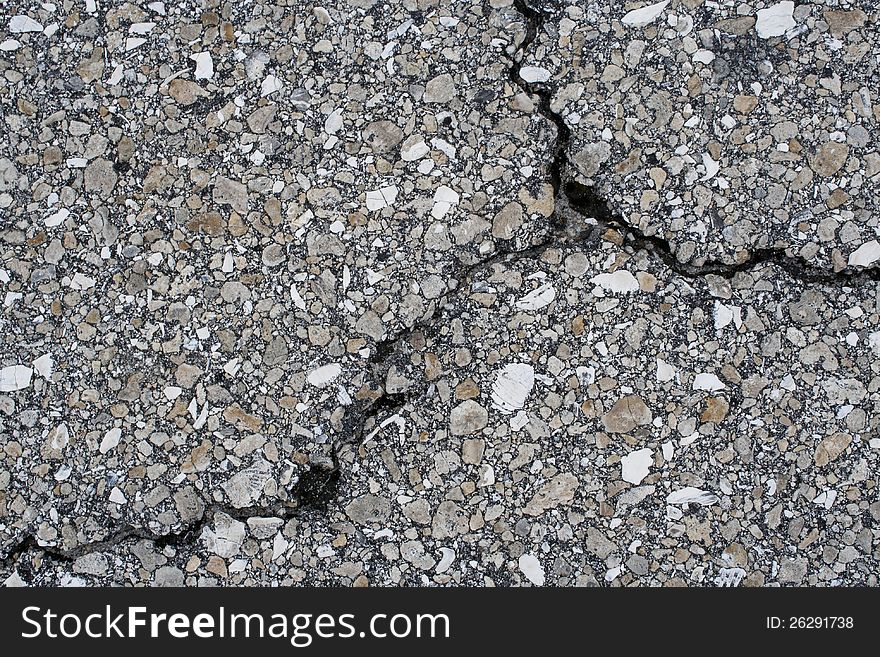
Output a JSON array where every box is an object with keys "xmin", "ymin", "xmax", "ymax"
[{"xmin": 1, "ymin": 0, "xmax": 879, "ymax": 586}]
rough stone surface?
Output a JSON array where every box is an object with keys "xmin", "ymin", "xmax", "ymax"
[{"xmin": 1, "ymin": 0, "xmax": 878, "ymax": 589}]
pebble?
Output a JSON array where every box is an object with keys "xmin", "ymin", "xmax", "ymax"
[
  {"xmin": 423, "ymin": 73, "xmax": 456, "ymax": 104},
  {"xmin": 755, "ymin": 2, "xmax": 796, "ymax": 38},
  {"xmin": 9, "ymin": 16, "xmax": 43, "ymax": 33},
  {"xmin": 621, "ymin": 1, "xmax": 669, "ymax": 28},
  {"xmin": 621, "ymin": 448, "xmax": 653, "ymax": 485},
  {"xmin": 0, "ymin": 365, "xmax": 32, "ymax": 392},
  {"xmin": 490, "ymin": 363, "xmax": 535, "ymax": 413},
  {"xmin": 603, "ymin": 395, "xmax": 652, "ymax": 434},
  {"xmin": 450, "ymin": 400, "xmax": 489, "ymax": 436},
  {"xmin": 518, "ymin": 554, "xmax": 545, "ymax": 586}
]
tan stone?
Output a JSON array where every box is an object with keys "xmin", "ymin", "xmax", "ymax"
[
  {"xmin": 449, "ymin": 400, "xmax": 488, "ymax": 435},
  {"xmin": 602, "ymin": 394, "xmax": 652, "ymax": 433},
  {"xmin": 491, "ymin": 201, "xmax": 524, "ymax": 240},
  {"xmin": 810, "ymin": 142, "xmax": 849, "ymax": 177},
  {"xmin": 206, "ymin": 555, "xmax": 228, "ymax": 578},
  {"xmin": 733, "ymin": 94, "xmax": 758, "ymax": 114},
  {"xmin": 461, "ymin": 438, "xmax": 485, "ymax": 465},
  {"xmin": 423, "ymin": 73, "xmax": 455, "ymax": 103},
  {"xmin": 714, "ymin": 16, "xmax": 756, "ymax": 35},
  {"xmin": 524, "ymin": 473, "xmax": 579, "ymax": 516},
  {"xmin": 175, "ymin": 363, "xmax": 203, "ymax": 388},
  {"xmin": 814, "ymin": 432, "xmax": 852, "ymax": 466},
  {"xmin": 701, "ymin": 396, "xmax": 729, "ymax": 424},
  {"xmin": 823, "ymin": 10, "xmax": 867, "ymax": 36},
  {"xmin": 223, "ymin": 403, "xmax": 264, "ymax": 432},
  {"xmin": 455, "ymin": 378, "xmax": 480, "ymax": 400},
  {"xmin": 168, "ymin": 78, "xmax": 210, "ymax": 105}
]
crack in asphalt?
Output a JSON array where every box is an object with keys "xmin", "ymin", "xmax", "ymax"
[
  {"xmin": 566, "ymin": 180, "xmax": 880, "ymax": 285},
  {"xmin": 512, "ymin": 1, "xmax": 880, "ymax": 286},
  {"xmin": 0, "ymin": 461, "xmax": 339, "ymax": 574},
  {"xmin": 335, "ymin": 0, "xmax": 581, "ymax": 451},
  {"xmin": 4, "ymin": 0, "xmax": 877, "ymax": 579}
]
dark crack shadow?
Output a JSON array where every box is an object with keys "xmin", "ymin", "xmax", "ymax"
[
  {"xmin": 565, "ymin": 180, "xmax": 880, "ymax": 285},
  {"xmin": 512, "ymin": 1, "xmax": 879, "ymax": 286},
  {"xmin": 1, "ymin": 459, "xmax": 340, "ymax": 577}
]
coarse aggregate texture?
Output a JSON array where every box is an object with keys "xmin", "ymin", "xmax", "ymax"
[
  {"xmin": 525, "ymin": 0, "xmax": 880, "ymax": 270},
  {"xmin": 0, "ymin": 0, "xmax": 878, "ymax": 587}
]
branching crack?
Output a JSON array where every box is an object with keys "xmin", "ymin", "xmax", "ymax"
[
  {"xmin": 347, "ymin": 0, "xmax": 880, "ymax": 458},
  {"xmin": 336, "ymin": 0, "xmax": 582, "ymax": 451},
  {"xmin": 5, "ymin": 0, "xmax": 877, "ymax": 581},
  {"xmin": 512, "ymin": 1, "xmax": 879, "ymax": 287}
]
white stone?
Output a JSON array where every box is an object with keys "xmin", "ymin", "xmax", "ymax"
[
  {"xmin": 222, "ymin": 251, "xmax": 234, "ymax": 273},
  {"xmin": 261, "ymin": 75, "xmax": 283, "ymax": 96},
  {"xmin": 0, "ymin": 39, "xmax": 22, "ymax": 51},
  {"xmin": 221, "ymin": 459, "xmax": 272, "ymax": 508},
  {"xmin": 755, "ymin": 1, "xmax": 795, "ymax": 38},
  {"xmin": 591, "ymin": 270, "xmax": 639, "ymax": 293},
  {"xmin": 308, "ymin": 363, "xmax": 342, "ymax": 387},
  {"xmin": 621, "ymin": 1, "xmax": 669, "ymax": 28},
  {"xmin": 656, "ymin": 358, "xmax": 676, "ymax": 382},
  {"xmin": 129, "ymin": 22, "xmax": 156, "ymax": 34},
  {"xmin": 693, "ymin": 372, "xmax": 726, "ymax": 391},
  {"xmin": 109, "ymin": 487, "xmax": 127, "ymax": 504},
  {"xmin": 478, "ymin": 464, "xmax": 495, "ymax": 487},
  {"xmin": 435, "ymin": 548, "xmax": 455, "ymax": 574},
  {"xmin": 3, "ymin": 571, "xmax": 25, "ymax": 587},
  {"xmin": 107, "ymin": 64, "xmax": 124, "ymax": 85},
  {"xmin": 868, "ymin": 331, "xmax": 880, "ymax": 355},
  {"xmin": 202, "ymin": 513, "xmax": 246, "ymax": 558},
  {"xmin": 812, "ymin": 489, "xmax": 837, "ymax": 510},
  {"xmin": 848, "ymin": 240, "xmax": 880, "ymax": 267},
  {"xmin": 401, "ymin": 138, "xmax": 429, "ymax": 161},
  {"xmin": 0, "ymin": 365, "xmax": 32, "ymax": 392},
  {"xmin": 693, "ymin": 49, "xmax": 715, "ymax": 64},
  {"xmin": 32, "ymin": 354, "xmax": 53, "ymax": 379},
  {"xmin": 621, "ymin": 448, "xmax": 653, "ymax": 485},
  {"xmin": 431, "ymin": 137, "xmax": 456, "ymax": 159},
  {"xmin": 666, "ymin": 487, "xmax": 719, "ymax": 506},
  {"xmin": 491, "ymin": 363, "xmax": 535, "ymax": 413},
  {"xmin": 100, "ymin": 428, "xmax": 122, "ymax": 454},
  {"xmin": 48, "ymin": 423, "xmax": 69, "ymax": 450},
  {"xmin": 431, "ymin": 185, "xmax": 459, "ymax": 219},
  {"xmin": 714, "ymin": 301, "xmax": 741, "ymax": 329},
  {"xmin": 518, "ymin": 553, "xmax": 545, "ymax": 585},
  {"xmin": 516, "ymin": 283, "xmax": 556, "ymax": 311},
  {"xmin": 520, "ymin": 66, "xmax": 551, "ymax": 83},
  {"xmin": 70, "ymin": 272, "xmax": 96, "ymax": 290},
  {"xmin": 365, "ymin": 185, "xmax": 398, "ymax": 211},
  {"xmin": 701, "ymin": 152, "xmax": 720, "ymax": 180},
  {"xmin": 9, "ymin": 16, "xmax": 43, "ymax": 33},
  {"xmin": 324, "ymin": 109, "xmax": 343, "ymax": 134},
  {"xmin": 223, "ymin": 359, "xmax": 241, "ymax": 377},
  {"xmin": 45, "ymin": 208, "xmax": 69, "ymax": 227},
  {"xmin": 191, "ymin": 51, "xmax": 213, "ymax": 80}
]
